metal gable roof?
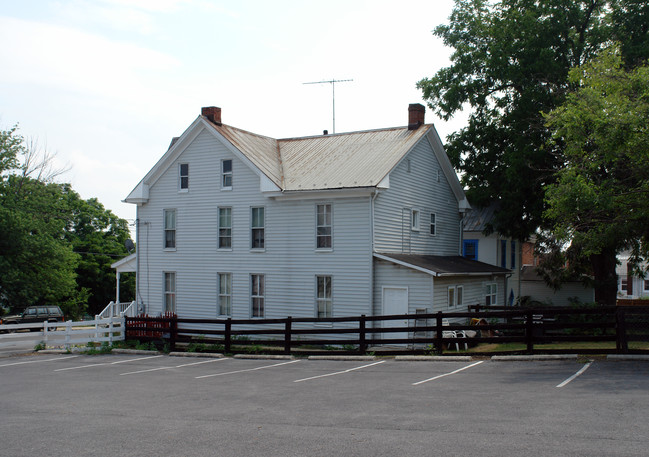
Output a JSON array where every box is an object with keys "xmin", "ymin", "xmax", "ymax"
[{"xmin": 206, "ymin": 121, "xmax": 432, "ymax": 192}]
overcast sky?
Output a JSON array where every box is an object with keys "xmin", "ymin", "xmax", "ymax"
[{"xmin": 0, "ymin": 0, "xmax": 464, "ymax": 229}]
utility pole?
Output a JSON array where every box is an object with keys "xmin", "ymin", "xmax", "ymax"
[{"xmin": 303, "ymin": 78, "xmax": 353, "ymax": 134}]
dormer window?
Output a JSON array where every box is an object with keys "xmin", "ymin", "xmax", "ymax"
[
  {"xmin": 179, "ymin": 163, "xmax": 189, "ymax": 190},
  {"xmin": 222, "ymin": 159, "xmax": 232, "ymax": 189}
]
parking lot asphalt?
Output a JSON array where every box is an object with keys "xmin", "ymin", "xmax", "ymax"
[{"xmin": 1, "ymin": 354, "xmax": 648, "ymax": 457}]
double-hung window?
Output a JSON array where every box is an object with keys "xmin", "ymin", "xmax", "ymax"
[
  {"xmin": 251, "ymin": 274, "xmax": 265, "ymax": 317},
  {"xmin": 316, "ymin": 204, "xmax": 332, "ymax": 249},
  {"xmin": 218, "ymin": 273, "xmax": 232, "ymax": 316},
  {"xmin": 316, "ymin": 275, "xmax": 332, "ymax": 318},
  {"xmin": 221, "ymin": 159, "xmax": 232, "ymax": 189},
  {"xmin": 251, "ymin": 207, "xmax": 265, "ymax": 249},
  {"xmin": 164, "ymin": 272, "xmax": 176, "ymax": 313},
  {"xmin": 430, "ymin": 213, "xmax": 436, "ymax": 236},
  {"xmin": 485, "ymin": 283, "xmax": 497, "ymax": 306},
  {"xmin": 164, "ymin": 209, "xmax": 176, "ymax": 249},
  {"xmin": 218, "ymin": 207, "xmax": 232, "ymax": 249},
  {"xmin": 179, "ymin": 163, "xmax": 189, "ymax": 190},
  {"xmin": 447, "ymin": 286, "xmax": 463, "ymax": 308}
]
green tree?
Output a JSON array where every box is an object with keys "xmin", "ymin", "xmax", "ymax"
[
  {"xmin": 418, "ymin": 0, "xmax": 649, "ymax": 302},
  {"xmin": 543, "ymin": 48, "xmax": 649, "ymax": 304},
  {"xmin": 418, "ymin": 0, "xmax": 649, "ymax": 238},
  {"xmin": 0, "ymin": 126, "xmax": 133, "ymax": 318},
  {"xmin": 0, "ymin": 174, "xmax": 83, "ymax": 316},
  {"xmin": 64, "ymin": 192, "xmax": 134, "ymax": 316}
]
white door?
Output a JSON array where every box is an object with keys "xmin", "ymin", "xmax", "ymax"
[{"xmin": 383, "ymin": 287, "xmax": 409, "ymax": 342}]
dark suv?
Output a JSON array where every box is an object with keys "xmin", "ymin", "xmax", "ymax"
[{"xmin": 1, "ymin": 306, "xmax": 65, "ymax": 328}]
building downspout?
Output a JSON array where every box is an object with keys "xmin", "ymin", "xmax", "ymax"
[{"xmin": 369, "ymin": 190, "xmax": 380, "ymax": 321}]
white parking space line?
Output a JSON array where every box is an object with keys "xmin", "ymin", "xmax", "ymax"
[
  {"xmin": 412, "ymin": 361, "xmax": 484, "ymax": 385},
  {"xmin": 120, "ymin": 358, "xmax": 226, "ymax": 376},
  {"xmin": 196, "ymin": 359, "xmax": 300, "ymax": 379},
  {"xmin": 556, "ymin": 362, "xmax": 592, "ymax": 388},
  {"xmin": 0, "ymin": 356, "xmax": 79, "ymax": 368},
  {"xmin": 293, "ymin": 360, "xmax": 386, "ymax": 383},
  {"xmin": 54, "ymin": 355, "xmax": 163, "ymax": 372}
]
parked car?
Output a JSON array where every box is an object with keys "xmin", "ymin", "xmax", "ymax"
[{"xmin": 0, "ymin": 306, "xmax": 65, "ymax": 331}]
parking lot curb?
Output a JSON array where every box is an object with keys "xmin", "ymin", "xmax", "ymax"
[
  {"xmin": 169, "ymin": 352, "xmax": 224, "ymax": 358},
  {"xmin": 307, "ymin": 355, "xmax": 376, "ymax": 361},
  {"xmin": 38, "ymin": 349, "xmax": 72, "ymax": 354},
  {"xmin": 112, "ymin": 348, "xmax": 160, "ymax": 355},
  {"xmin": 234, "ymin": 354, "xmax": 295, "ymax": 360},
  {"xmin": 491, "ymin": 354, "xmax": 578, "ymax": 361},
  {"xmin": 607, "ymin": 354, "xmax": 649, "ymax": 361},
  {"xmin": 394, "ymin": 356, "xmax": 472, "ymax": 362}
]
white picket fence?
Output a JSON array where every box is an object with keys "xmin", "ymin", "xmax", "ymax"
[{"xmin": 0, "ymin": 316, "xmax": 125, "ymax": 350}]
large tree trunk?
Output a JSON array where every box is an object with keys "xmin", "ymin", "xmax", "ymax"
[{"xmin": 590, "ymin": 248, "xmax": 618, "ymax": 305}]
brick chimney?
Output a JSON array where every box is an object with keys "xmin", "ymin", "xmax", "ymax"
[
  {"xmin": 202, "ymin": 106, "xmax": 222, "ymax": 125},
  {"xmin": 408, "ymin": 103, "xmax": 425, "ymax": 130}
]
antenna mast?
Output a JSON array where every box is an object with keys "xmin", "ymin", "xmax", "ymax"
[{"xmin": 303, "ymin": 78, "xmax": 353, "ymax": 133}]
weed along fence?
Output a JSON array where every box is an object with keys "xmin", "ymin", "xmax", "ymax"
[{"xmin": 124, "ymin": 306, "xmax": 649, "ymax": 356}]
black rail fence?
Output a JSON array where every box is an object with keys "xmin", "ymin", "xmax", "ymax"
[{"xmin": 125, "ymin": 306, "xmax": 649, "ymax": 356}]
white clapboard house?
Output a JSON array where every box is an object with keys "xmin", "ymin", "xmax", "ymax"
[{"xmin": 124, "ymin": 104, "xmax": 509, "ymax": 325}]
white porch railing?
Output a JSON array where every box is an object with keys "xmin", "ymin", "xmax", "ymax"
[
  {"xmin": 0, "ymin": 316, "xmax": 125, "ymax": 350},
  {"xmin": 96, "ymin": 300, "xmax": 136, "ymax": 319}
]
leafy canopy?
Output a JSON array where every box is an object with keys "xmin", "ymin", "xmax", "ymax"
[
  {"xmin": 544, "ymin": 47, "xmax": 649, "ymax": 278},
  {"xmin": 418, "ymin": 0, "xmax": 648, "ymax": 240}
]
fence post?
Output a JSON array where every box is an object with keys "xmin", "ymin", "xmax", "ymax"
[
  {"xmin": 435, "ymin": 312, "xmax": 443, "ymax": 355},
  {"xmin": 43, "ymin": 321, "xmax": 49, "ymax": 347},
  {"xmin": 170, "ymin": 315, "xmax": 177, "ymax": 352},
  {"xmin": 284, "ymin": 316, "xmax": 292, "ymax": 355},
  {"xmin": 225, "ymin": 318, "xmax": 232, "ymax": 354},
  {"xmin": 616, "ymin": 307, "xmax": 628, "ymax": 354},
  {"xmin": 65, "ymin": 320, "xmax": 72, "ymax": 349},
  {"xmin": 525, "ymin": 309, "xmax": 534, "ymax": 354},
  {"xmin": 109, "ymin": 317, "xmax": 114, "ymax": 344},
  {"xmin": 359, "ymin": 315, "xmax": 367, "ymax": 355}
]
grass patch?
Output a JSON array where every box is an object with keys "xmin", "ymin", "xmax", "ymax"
[{"xmin": 466, "ymin": 341, "xmax": 649, "ymax": 353}]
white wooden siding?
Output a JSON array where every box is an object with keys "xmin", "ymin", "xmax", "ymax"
[
  {"xmin": 137, "ymin": 129, "xmax": 373, "ymax": 319},
  {"xmin": 374, "ymin": 137, "xmax": 461, "ymax": 255}
]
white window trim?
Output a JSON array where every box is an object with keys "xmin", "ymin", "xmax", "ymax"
[
  {"xmin": 163, "ymin": 209, "xmax": 177, "ymax": 251},
  {"xmin": 217, "ymin": 207, "xmax": 232, "ymax": 251},
  {"xmin": 250, "ymin": 206, "xmax": 265, "ymax": 251},
  {"xmin": 486, "ymin": 283, "xmax": 498, "ymax": 306},
  {"xmin": 315, "ymin": 275, "xmax": 333, "ymax": 318},
  {"xmin": 447, "ymin": 286, "xmax": 456, "ymax": 308},
  {"xmin": 221, "ymin": 159, "xmax": 233, "ymax": 191},
  {"xmin": 250, "ymin": 273, "xmax": 265, "ymax": 318},
  {"xmin": 429, "ymin": 213, "xmax": 436, "ymax": 236},
  {"xmin": 315, "ymin": 203, "xmax": 333, "ymax": 252},
  {"xmin": 178, "ymin": 163, "xmax": 189, "ymax": 192},
  {"xmin": 411, "ymin": 209, "xmax": 420, "ymax": 231},
  {"xmin": 163, "ymin": 271, "xmax": 176, "ymax": 314},
  {"xmin": 218, "ymin": 272, "xmax": 232, "ymax": 316}
]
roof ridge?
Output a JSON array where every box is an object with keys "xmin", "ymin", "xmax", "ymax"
[{"xmin": 278, "ymin": 124, "xmax": 432, "ymax": 142}]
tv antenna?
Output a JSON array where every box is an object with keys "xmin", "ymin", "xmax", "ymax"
[{"xmin": 303, "ymin": 78, "xmax": 353, "ymax": 134}]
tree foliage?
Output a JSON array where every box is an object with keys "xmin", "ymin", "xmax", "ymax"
[
  {"xmin": 542, "ymin": 48, "xmax": 649, "ymax": 304},
  {"xmin": 418, "ymin": 0, "xmax": 649, "ymax": 240},
  {"xmin": 418, "ymin": 0, "xmax": 649, "ymax": 303},
  {"xmin": 0, "ymin": 126, "xmax": 133, "ymax": 318}
]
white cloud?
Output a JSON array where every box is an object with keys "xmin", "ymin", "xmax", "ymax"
[{"xmin": 0, "ymin": 16, "xmax": 179, "ymax": 99}]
